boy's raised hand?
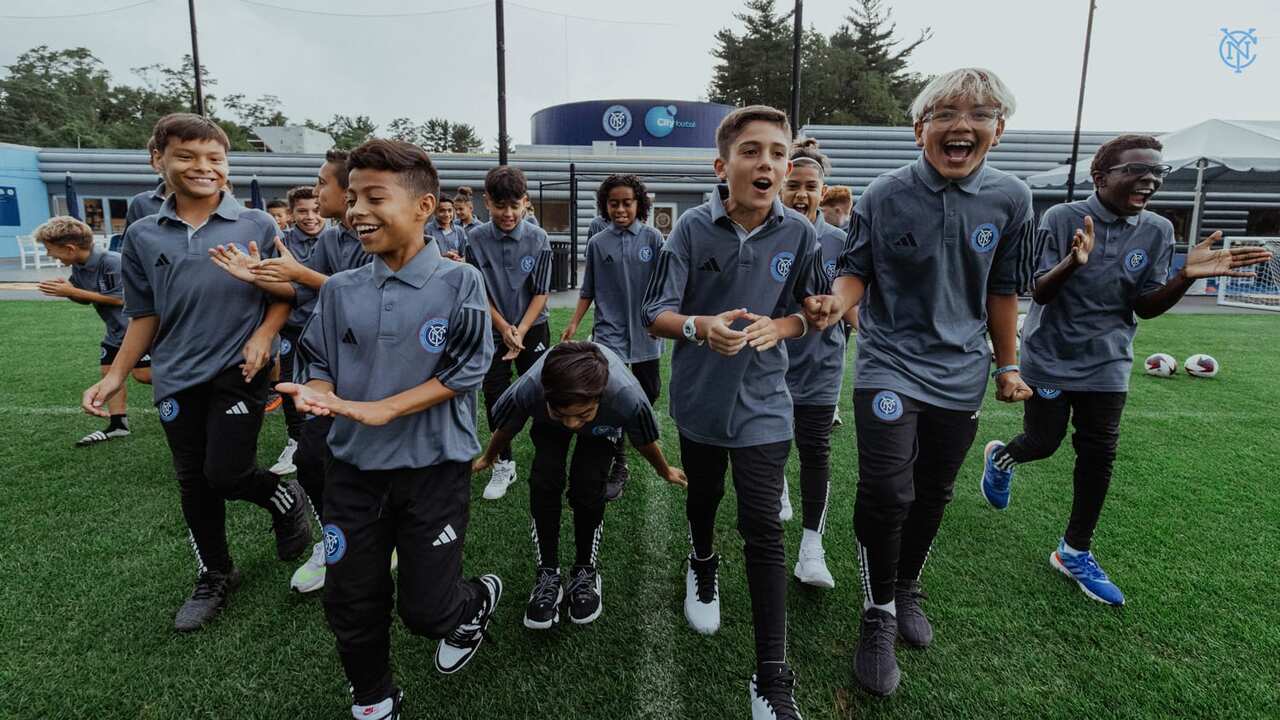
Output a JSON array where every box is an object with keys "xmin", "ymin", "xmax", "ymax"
[
  {"xmin": 704, "ymin": 308, "xmax": 750, "ymax": 356},
  {"xmin": 802, "ymin": 294, "xmax": 843, "ymax": 331},
  {"xmin": 37, "ymin": 278, "xmax": 75, "ymax": 298},
  {"xmin": 209, "ymin": 241, "xmax": 264, "ymax": 283},
  {"xmin": 277, "ymin": 381, "xmax": 334, "ymax": 415},
  {"xmin": 1182, "ymin": 231, "xmax": 1274, "ymax": 279},
  {"xmin": 743, "ymin": 312, "xmax": 782, "ymax": 351},
  {"xmin": 1071, "ymin": 215, "xmax": 1095, "ymax": 266},
  {"xmin": 251, "ymin": 239, "xmax": 303, "ymax": 283}
]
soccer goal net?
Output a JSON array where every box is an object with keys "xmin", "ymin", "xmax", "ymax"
[{"xmin": 1217, "ymin": 237, "xmax": 1280, "ymax": 312}]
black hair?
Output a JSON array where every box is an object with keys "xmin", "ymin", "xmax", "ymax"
[
  {"xmin": 345, "ymin": 139, "xmax": 440, "ymax": 198},
  {"xmin": 1090, "ymin": 134, "xmax": 1163, "ymax": 180},
  {"xmin": 595, "ymin": 174, "xmax": 651, "ymax": 222},
  {"xmin": 324, "ymin": 148, "xmax": 351, "ymax": 189},
  {"xmin": 266, "ymin": 199, "xmax": 289, "ymax": 211},
  {"xmin": 542, "ymin": 341, "xmax": 609, "ymax": 408},
  {"xmin": 789, "ymin": 136, "xmax": 831, "ymax": 174},
  {"xmin": 285, "ymin": 185, "xmax": 316, "ymax": 209},
  {"xmin": 484, "ymin": 166, "xmax": 527, "ymax": 204},
  {"xmin": 150, "ymin": 112, "xmax": 230, "ymax": 154}
]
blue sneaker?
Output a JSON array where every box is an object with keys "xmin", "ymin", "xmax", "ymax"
[
  {"xmin": 980, "ymin": 440, "xmax": 1013, "ymax": 510},
  {"xmin": 1050, "ymin": 541, "xmax": 1125, "ymax": 606}
]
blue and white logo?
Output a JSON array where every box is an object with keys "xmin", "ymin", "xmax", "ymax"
[
  {"xmin": 520, "ymin": 255, "xmax": 536, "ymax": 273},
  {"xmin": 872, "ymin": 390, "xmax": 904, "ymax": 422},
  {"xmin": 591, "ymin": 425, "xmax": 619, "ymax": 437},
  {"xmin": 970, "ymin": 223, "xmax": 999, "ymax": 253},
  {"xmin": 1037, "ymin": 387, "xmax": 1062, "ymax": 400},
  {"xmin": 280, "ymin": 338, "xmax": 292, "ymax": 356},
  {"xmin": 159, "ymin": 398, "xmax": 180, "ymax": 423},
  {"xmin": 602, "ymin": 105, "xmax": 633, "ymax": 138},
  {"xmin": 1124, "ymin": 248, "xmax": 1149, "ymax": 273},
  {"xmin": 99, "ymin": 346, "xmax": 108, "ymax": 360},
  {"xmin": 645, "ymin": 105, "xmax": 678, "ymax": 138},
  {"xmin": 638, "ymin": 245, "xmax": 654, "ymax": 263},
  {"xmin": 322, "ymin": 524, "xmax": 347, "ymax": 564},
  {"xmin": 1219, "ymin": 28, "xmax": 1259, "ymax": 74},
  {"xmin": 419, "ymin": 317, "xmax": 449, "ymax": 353},
  {"xmin": 823, "ymin": 259, "xmax": 837, "ymax": 279},
  {"xmin": 770, "ymin": 251, "xmax": 796, "ymax": 282}
]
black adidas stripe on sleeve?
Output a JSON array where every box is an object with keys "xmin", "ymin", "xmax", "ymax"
[
  {"xmin": 531, "ymin": 249, "xmax": 553, "ymax": 294},
  {"xmin": 435, "ymin": 306, "xmax": 487, "ymax": 386}
]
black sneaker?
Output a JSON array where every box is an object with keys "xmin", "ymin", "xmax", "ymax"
[
  {"xmin": 174, "ymin": 568, "xmax": 242, "ymax": 632},
  {"xmin": 854, "ymin": 608, "xmax": 900, "ymax": 696},
  {"xmin": 604, "ymin": 459, "xmax": 630, "ymax": 502},
  {"xmin": 523, "ymin": 566, "xmax": 563, "ymax": 630},
  {"xmin": 895, "ymin": 582, "xmax": 933, "ymax": 648},
  {"xmin": 436, "ymin": 574, "xmax": 502, "ymax": 674},
  {"xmin": 350, "ymin": 687, "xmax": 403, "ymax": 720},
  {"xmin": 566, "ymin": 565, "xmax": 602, "ymax": 624},
  {"xmin": 270, "ymin": 480, "xmax": 311, "ymax": 561},
  {"xmin": 750, "ymin": 663, "xmax": 803, "ymax": 719}
]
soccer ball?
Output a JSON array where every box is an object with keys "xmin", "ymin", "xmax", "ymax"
[
  {"xmin": 1144, "ymin": 353, "xmax": 1178, "ymax": 378},
  {"xmin": 1184, "ymin": 354, "xmax": 1220, "ymax": 378}
]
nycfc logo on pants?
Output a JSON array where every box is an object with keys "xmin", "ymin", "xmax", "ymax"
[
  {"xmin": 520, "ymin": 255, "xmax": 536, "ymax": 273},
  {"xmin": 99, "ymin": 346, "xmax": 108, "ymax": 361},
  {"xmin": 970, "ymin": 223, "xmax": 999, "ymax": 253},
  {"xmin": 770, "ymin": 251, "xmax": 795, "ymax": 282},
  {"xmin": 280, "ymin": 338, "xmax": 292, "ymax": 356},
  {"xmin": 638, "ymin": 245, "xmax": 653, "ymax": 262},
  {"xmin": 872, "ymin": 390, "xmax": 903, "ymax": 421},
  {"xmin": 159, "ymin": 398, "xmax": 180, "ymax": 423},
  {"xmin": 1037, "ymin": 387, "xmax": 1062, "ymax": 400},
  {"xmin": 419, "ymin": 317, "xmax": 449, "ymax": 353},
  {"xmin": 1124, "ymin": 248, "xmax": 1149, "ymax": 273},
  {"xmin": 323, "ymin": 524, "xmax": 347, "ymax": 564}
]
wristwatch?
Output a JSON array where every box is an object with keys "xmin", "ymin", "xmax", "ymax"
[{"xmin": 682, "ymin": 315, "xmax": 704, "ymax": 345}]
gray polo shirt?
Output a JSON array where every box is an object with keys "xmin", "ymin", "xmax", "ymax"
[
  {"xmin": 580, "ymin": 220, "xmax": 665, "ymax": 363},
  {"xmin": 784, "ymin": 213, "xmax": 845, "ymax": 405},
  {"xmin": 642, "ymin": 186, "xmax": 823, "ymax": 447},
  {"xmin": 282, "ymin": 226, "xmax": 324, "ymax": 329},
  {"xmin": 308, "ymin": 223, "xmax": 372, "ymax": 278},
  {"xmin": 491, "ymin": 342, "xmax": 662, "ymax": 445},
  {"xmin": 465, "ymin": 219, "xmax": 553, "ymax": 329},
  {"xmin": 1020, "ymin": 194, "xmax": 1175, "ymax": 393},
  {"xmin": 425, "ymin": 218, "xmax": 467, "ymax": 257},
  {"xmin": 124, "ymin": 182, "xmax": 166, "ymax": 233},
  {"xmin": 588, "ymin": 215, "xmax": 610, "ymax": 238},
  {"xmin": 839, "ymin": 155, "xmax": 1034, "ymax": 411},
  {"xmin": 120, "ymin": 192, "xmax": 282, "ymax": 401},
  {"xmin": 299, "ymin": 240, "xmax": 493, "ymax": 470},
  {"xmin": 461, "ymin": 218, "xmax": 482, "ymax": 235},
  {"xmin": 70, "ymin": 247, "xmax": 127, "ymax": 348}
]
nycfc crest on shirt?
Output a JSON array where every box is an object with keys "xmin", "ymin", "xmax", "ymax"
[
  {"xmin": 770, "ymin": 251, "xmax": 795, "ymax": 282},
  {"xmin": 638, "ymin": 245, "xmax": 654, "ymax": 262},
  {"xmin": 159, "ymin": 398, "xmax": 180, "ymax": 422},
  {"xmin": 1124, "ymin": 248, "xmax": 1149, "ymax": 273},
  {"xmin": 419, "ymin": 317, "xmax": 449, "ymax": 353},
  {"xmin": 872, "ymin": 390, "xmax": 903, "ymax": 421},
  {"xmin": 520, "ymin": 255, "xmax": 535, "ymax": 273},
  {"xmin": 823, "ymin": 259, "xmax": 837, "ymax": 279},
  {"xmin": 969, "ymin": 223, "xmax": 999, "ymax": 253},
  {"xmin": 591, "ymin": 425, "xmax": 619, "ymax": 437},
  {"xmin": 323, "ymin": 524, "xmax": 347, "ymax": 564}
]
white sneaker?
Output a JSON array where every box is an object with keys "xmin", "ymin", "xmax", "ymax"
[
  {"xmin": 793, "ymin": 543, "xmax": 835, "ymax": 589},
  {"xmin": 483, "ymin": 460, "xmax": 517, "ymax": 500},
  {"xmin": 684, "ymin": 553, "xmax": 721, "ymax": 635},
  {"xmin": 778, "ymin": 478, "xmax": 793, "ymax": 522},
  {"xmin": 270, "ymin": 438, "xmax": 298, "ymax": 476},
  {"xmin": 290, "ymin": 541, "xmax": 326, "ymax": 593}
]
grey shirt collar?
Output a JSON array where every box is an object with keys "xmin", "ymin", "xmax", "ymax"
[
  {"xmin": 157, "ymin": 191, "xmax": 244, "ymax": 225},
  {"xmin": 913, "ymin": 155, "xmax": 987, "ymax": 195},
  {"xmin": 1086, "ymin": 193, "xmax": 1139, "ymax": 226},
  {"xmin": 371, "ymin": 238, "xmax": 442, "ymax": 289}
]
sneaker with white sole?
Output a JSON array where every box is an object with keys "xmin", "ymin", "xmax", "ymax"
[
  {"xmin": 291, "ymin": 541, "xmax": 326, "ymax": 593},
  {"xmin": 270, "ymin": 438, "xmax": 298, "ymax": 475},
  {"xmin": 980, "ymin": 440, "xmax": 1014, "ymax": 510},
  {"xmin": 751, "ymin": 663, "xmax": 803, "ymax": 719},
  {"xmin": 684, "ymin": 553, "xmax": 721, "ymax": 635},
  {"xmin": 436, "ymin": 574, "xmax": 503, "ymax": 674},
  {"xmin": 483, "ymin": 460, "xmax": 517, "ymax": 500},
  {"xmin": 1050, "ymin": 540, "xmax": 1125, "ymax": 606},
  {"xmin": 793, "ymin": 544, "xmax": 834, "ymax": 589},
  {"xmin": 779, "ymin": 479, "xmax": 793, "ymax": 522},
  {"xmin": 350, "ymin": 687, "xmax": 403, "ymax": 720},
  {"xmin": 524, "ymin": 566, "xmax": 562, "ymax": 629}
]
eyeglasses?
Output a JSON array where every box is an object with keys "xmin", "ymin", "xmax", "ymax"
[
  {"xmin": 922, "ymin": 108, "xmax": 1002, "ymax": 127},
  {"xmin": 1106, "ymin": 162, "xmax": 1173, "ymax": 179}
]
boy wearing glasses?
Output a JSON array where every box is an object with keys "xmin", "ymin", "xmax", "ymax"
[
  {"xmin": 805, "ymin": 68, "xmax": 1033, "ymax": 697},
  {"xmin": 979, "ymin": 134, "xmax": 1273, "ymax": 606}
]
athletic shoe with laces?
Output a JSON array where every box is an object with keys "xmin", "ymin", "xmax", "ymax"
[
  {"xmin": 1050, "ymin": 540, "xmax": 1125, "ymax": 606},
  {"xmin": 980, "ymin": 440, "xmax": 1014, "ymax": 510},
  {"xmin": 76, "ymin": 426, "xmax": 131, "ymax": 447},
  {"xmin": 291, "ymin": 540, "xmax": 326, "ymax": 593},
  {"xmin": 271, "ymin": 480, "xmax": 312, "ymax": 561},
  {"xmin": 174, "ymin": 568, "xmax": 242, "ymax": 632},
  {"xmin": 684, "ymin": 553, "xmax": 721, "ymax": 634},
  {"xmin": 350, "ymin": 687, "xmax": 403, "ymax": 720},
  {"xmin": 482, "ymin": 460, "xmax": 517, "ymax": 500},
  {"xmin": 894, "ymin": 581, "xmax": 933, "ymax": 648},
  {"xmin": 436, "ymin": 574, "xmax": 503, "ymax": 674},
  {"xmin": 604, "ymin": 459, "xmax": 629, "ymax": 502},
  {"xmin": 793, "ymin": 544, "xmax": 835, "ymax": 589},
  {"xmin": 854, "ymin": 607, "xmax": 900, "ymax": 696},
  {"xmin": 778, "ymin": 479, "xmax": 793, "ymax": 522},
  {"xmin": 751, "ymin": 663, "xmax": 803, "ymax": 719},
  {"xmin": 524, "ymin": 566, "xmax": 563, "ymax": 629},
  {"xmin": 270, "ymin": 438, "xmax": 298, "ymax": 475},
  {"xmin": 566, "ymin": 565, "xmax": 602, "ymax": 624}
]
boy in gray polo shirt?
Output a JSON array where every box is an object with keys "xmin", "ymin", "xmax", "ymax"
[
  {"xmin": 81, "ymin": 113, "xmax": 311, "ymax": 633},
  {"xmin": 980, "ymin": 134, "xmax": 1273, "ymax": 607},
  {"xmin": 425, "ymin": 192, "xmax": 466, "ymax": 259},
  {"xmin": 36, "ymin": 216, "xmax": 152, "ymax": 446},
  {"xmin": 562, "ymin": 174, "xmax": 666, "ymax": 501},
  {"xmin": 280, "ymin": 140, "xmax": 500, "ymax": 720},
  {"xmin": 466, "ymin": 166, "xmax": 553, "ymax": 501},
  {"xmin": 476, "ymin": 341, "xmax": 685, "ymax": 629},
  {"xmin": 804, "ymin": 69, "xmax": 1034, "ymax": 696},
  {"xmin": 643, "ymin": 105, "xmax": 824, "ymax": 720}
]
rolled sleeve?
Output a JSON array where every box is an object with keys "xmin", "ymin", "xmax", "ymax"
[
  {"xmin": 641, "ymin": 224, "xmax": 690, "ymax": 326},
  {"xmin": 435, "ymin": 271, "xmax": 495, "ymax": 392},
  {"xmin": 120, "ymin": 230, "xmax": 154, "ymax": 318}
]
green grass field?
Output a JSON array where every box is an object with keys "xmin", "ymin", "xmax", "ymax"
[{"xmin": 2, "ymin": 301, "xmax": 1278, "ymax": 720}]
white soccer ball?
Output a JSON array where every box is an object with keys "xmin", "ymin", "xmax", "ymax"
[
  {"xmin": 1144, "ymin": 353, "xmax": 1178, "ymax": 378},
  {"xmin": 1184, "ymin": 354, "xmax": 1220, "ymax": 378}
]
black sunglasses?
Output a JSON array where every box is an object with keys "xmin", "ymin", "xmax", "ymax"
[{"xmin": 1106, "ymin": 162, "xmax": 1173, "ymax": 179}]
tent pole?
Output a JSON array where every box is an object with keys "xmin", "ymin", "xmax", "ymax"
[{"xmin": 1188, "ymin": 158, "xmax": 1207, "ymax": 252}]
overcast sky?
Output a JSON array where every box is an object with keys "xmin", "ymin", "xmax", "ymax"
[{"xmin": 2, "ymin": 0, "xmax": 1277, "ymax": 147}]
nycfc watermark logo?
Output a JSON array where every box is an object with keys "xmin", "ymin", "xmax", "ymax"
[
  {"xmin": 823, "ymin": 259, "xmax": 837, "ymax": 279},
  {"xmin": 1219, "ymin": 28, "xmax": 1259, "ymax": 74},
  {"xmin": 1037, "ymin": 387, "xmax": 1062, "ymax": 400},
  {"xmin": 520, "ymin": 255, "xmax": 536, "ymax": 273},
  {"xmin": 280, "ymin": 338, "xmax": 292, "ymax": 356},
  {"xmin": 1124, "ymin": 248, "xmax": 1149, "ymax": 273},
  {"xmin": 770, "ymin": 251, "xmax": 795, "ymax": 282},
  {"xmin": 322, "ymin": 524, "xmax": 347, "ymax": 564},
  {"xmin": 419, "ymin": 318, "xmax": 449, "ymax": 353},
  {"xmin": 602, "ymin": 104, "xmax": 633, "ymax": 138},
  {"xmin": 159, "ymin": 398, "xmax": 180, "ymax": 423},
  {"xmin": 872, "ymin": 390, "xmax": 904, "ymax": 422},
  {"xmin": 970, "ymin": 223, "xmax": 999, "ymax": 253},
  {"xmin": 638, "ymin": 245, "xmax": 654, "ymax": 262}
]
